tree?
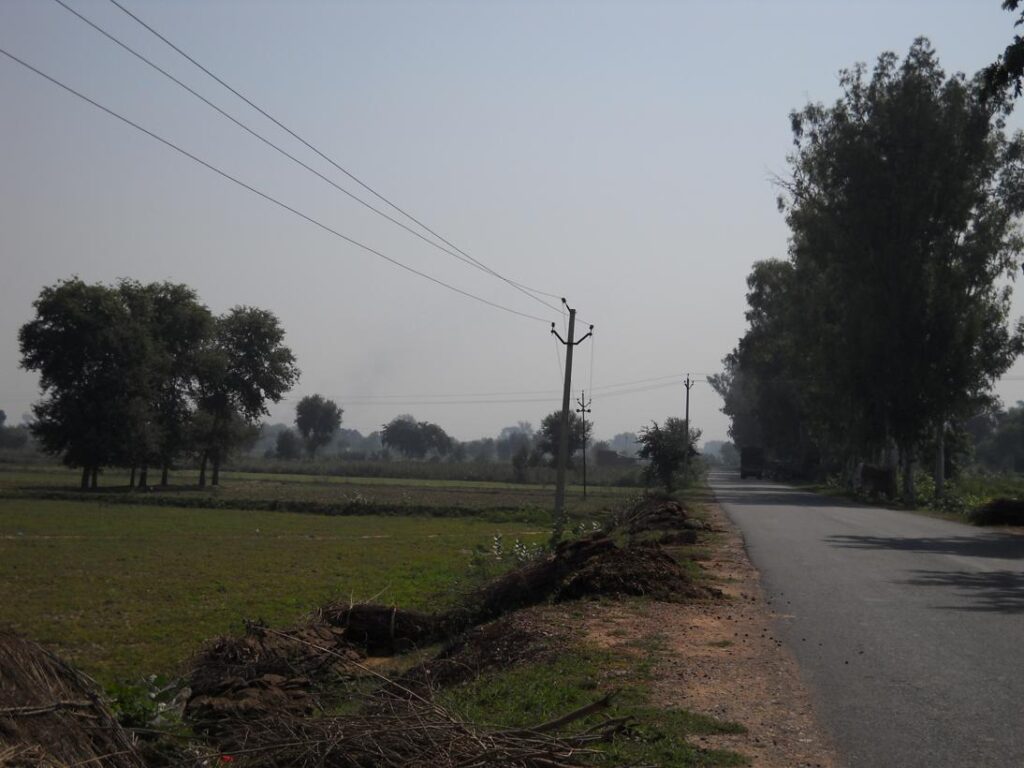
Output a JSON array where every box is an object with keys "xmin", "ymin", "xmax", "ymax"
[
  {"xmin": 496, "ymin": 422, "xmax": 533, "ymax": 460},
  {"xmin": 537, "ymin": 410, "xmax": 592, "ymax": 466},
  {"xmin": 719, "ymin": 40, "xmax": 1024, "ymax": 502},
  {"xmin": 274, "ymin": 428, "xmax": 303, "ymax": 460},
  {"xmin": 294, "ymin": 395, "xmax": 343, "ymax": 458},
  {"xmin": 192, "ymin": 307, "xmax": 299, "ymax": 486},
  {"xmin": 982, "ymin": 1, "xmax": 1024, "ymax": 104},
  {"xmin": 637, "ymin": 418, "xmax": 700, "ymax": 491},
  {"xmin": 0, "ymin": 410, "xmax": 29, "ymax": 451},
  {"xmin": 381, "ymin": 415, "xmax": 453, "ymax": 459},
  {"xmin": 19, "ymin": 279, "xmax": 143, "ymax": 488}
]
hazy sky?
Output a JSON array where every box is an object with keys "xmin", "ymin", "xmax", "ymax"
[{"xmin": 3, "ymin": 0, "xmax": 1024, "ymax": 444}]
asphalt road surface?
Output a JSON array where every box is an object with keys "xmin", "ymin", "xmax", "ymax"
[{"xmin": 710, "ymin": 471, "xmax": 1024, "ymax": 768}]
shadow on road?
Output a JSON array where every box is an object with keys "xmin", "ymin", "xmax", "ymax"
[
  {"xmin": 901, "ymin": 570, "xmax": 1024, "ymax": 614},
  {"xmin": 826, "ymin": 533, "xmax": 1024, "ymax": 560}
]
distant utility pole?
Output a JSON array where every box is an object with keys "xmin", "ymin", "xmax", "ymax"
[
  {"xmin": 683, "ymin": 374, "xmax": 694, "ymax": 433},
  {"xmin": 551, "ymin": 299, "xmax": 593, "ymax": 543},
  {"xmin": 576, "ymin": 390, "xmax": 592, "ymax": 499}
]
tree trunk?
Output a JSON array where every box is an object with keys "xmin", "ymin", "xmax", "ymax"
[
  {"xmin": 90, "ymin": 466, "xmax": 99, "ymax": 489},
  {"xmin": 199, "ymin": 451, "xmax": 208, "ymax": 488},
  {"xmin": 129, "ymin": 465, "xmax": 136, "ymax": 489},
  {"xmin": 161, "ymin": 464, "xmax": 169, "ymax": 487},
  {"xmin": 934, "ymin": 421, "xmax": 945, "ymax": 499},
  {"xmin": 80, "ymin": 466, "xmax": 90, "ymax": 489},
  {"xmin": 211, "ymin": 451, "xmax": 221, "ymax": 486},
  {"xmin": 138, "ymin": 465, "xmax": 148, "ymax": 489},
  {"xmin": 901, "ymin": 448, "xmax": 915, "ymax": 508}
]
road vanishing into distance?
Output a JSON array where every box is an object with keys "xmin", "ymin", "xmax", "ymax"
[{"xmin": 710, "ymin": 471, "xmax": 1024, "ymax": 768}]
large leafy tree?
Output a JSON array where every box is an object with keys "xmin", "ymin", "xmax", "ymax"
[
  {"xmin": 294, "ymin": 394, "xmax": 343, "ymax": 457},
  {"xmin": 19, "ymin": 279, "xmax": 143, "ymax": 487},
  {"xmin": 193, "ymin": 307, "xmax": 300, "ymax": 485},
  {"xmin": 719, "ymin": 40, "xmax": 1024, "ymax": 502}
]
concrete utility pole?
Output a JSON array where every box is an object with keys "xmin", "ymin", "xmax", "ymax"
[
  {"xmin": 551, "ymin": 299, "xmax": 593, "ymax": 543},
  {"xmin": 576, "ymin": 390, "xmax": 592, "ymax": 499}
]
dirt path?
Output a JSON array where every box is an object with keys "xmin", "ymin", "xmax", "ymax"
[{"xmin": 583, "ymin": 498, "xmax": 840, "ymax": 768}]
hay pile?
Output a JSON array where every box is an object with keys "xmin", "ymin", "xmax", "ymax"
[
  {"xmin": 186, "ymin": 621, "xmax": 362, "ymax": 729},
  {"xmin": 0, "ymin": 632, "xmax": 144, "ymax": 768},
  {"xmin": 400, "ymin": 610, "xmax": 567, "ymax": 691}
]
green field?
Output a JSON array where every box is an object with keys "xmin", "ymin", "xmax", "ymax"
[{"xmin": 0, "ymin": 463, "xmax": 636, "ymax": 683}]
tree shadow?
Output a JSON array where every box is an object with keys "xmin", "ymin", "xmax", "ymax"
[
  {"xmin": 826, "ymin": 533, "xmax": 1024, "ymax": 560},
  {"xmin": 902, "ymin": 569, "xmax": 1024, "ymax": 614}
]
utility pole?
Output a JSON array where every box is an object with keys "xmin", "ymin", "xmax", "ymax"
[
  {"xmin": 683, "ymin": 374, "xmax": 693, "ymax": 434},
  {"xmin": 575, "ymin": 390, "xmax": 592, "ymax": 498},
  {"xmin": 551, "ymin": 299, "xmax": 593, "ymax": 543}
]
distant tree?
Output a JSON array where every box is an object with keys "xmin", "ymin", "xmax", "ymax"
[
  {"xmin": 19, "ymin": 279, "xmax": 142, "ymax": 488},
  {"xmin": 275, "ymin": 428, "xmax": 303, "ymax": 460},
  {"xmin": 637, "ymin": 418, "xmax": 700, "ymax": 491},
  {"xmin": 294, "ymin": 395, "xmax": 343, "ymax": 458},
  {"xmin": 0, "ymin": 409, "xmax": 29, "ymax": 451},
  {"xmin": 381, "ymin": 415, "xmax": 453, "ymax": 459},
  {"xmin": 193, "ymin": 307, "xmax": 299, "ymax": 486},
  {"xmin": 975, "ymin": 401, "xmax": 1024, "ymax": 471},
  {"xmin": 496, "ymin": 422, "xmax": 533, "ymax": 460},
  {"xmin": 610, "ymin": 432, "xmax": 639, "ymax": 458},
  {"xmin": 511, "ymin": 444, "xmax": 530, "ymax": 482},
  {"xmin": 537, "ymin": 410, "xmax": 592, "ymax": 465}
]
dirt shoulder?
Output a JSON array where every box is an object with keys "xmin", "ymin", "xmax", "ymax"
[{"xmin": 582, "ymin": 496, "xmax": 840, "ymax": 768}]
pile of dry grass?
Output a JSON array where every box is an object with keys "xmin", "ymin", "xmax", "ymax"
[
  {"xmin": 400, "ymin": 610, "xmax": 568, "ymax": 691},
  {"xmin": 218, "ymin": 702, "xmax": 622, "ymax": 768},
  {"xmin": 186, "ymin": 621, "xmax": 362, "ymax": 730},
  {"xmin": 0, "ymin": 632, "xmax": 144, "ymax": 768}
]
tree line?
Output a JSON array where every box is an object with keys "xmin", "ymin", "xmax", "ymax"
[
  {"xmin": 710, "ymin": 39, "xmax": 1024, "ymax": 503},
  {"xmin": 19, "ymin": 278, "xmax": 299, "ymax": 488}
]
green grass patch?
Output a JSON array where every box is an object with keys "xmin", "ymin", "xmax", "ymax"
[
  {"xmin": 438, "ymin": 646, "xmax": 746, "ymax": 766},
  {"xmin": 0, "ymin": 498, "xmax": 547, "ymax": 684}
]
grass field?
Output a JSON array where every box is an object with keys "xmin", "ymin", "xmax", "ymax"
[
  {"xmin": 0, "ymin": 465, "xmax": 637, "ymax": 522},
  {"xmin": 0, "ymin": 464, "xmax": 634, "ymax": 684}
]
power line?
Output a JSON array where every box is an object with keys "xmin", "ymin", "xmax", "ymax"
[
  {"xmin": 0, "ymin": 46, "xmax": 552, "ymax": 324},
  {"xmin": 52, "ymin": 0, "xmax": 563, "ymax": 317},
  {"xmin": 105, "ymin": 0, "xmax": 564, "ymax": 316}
]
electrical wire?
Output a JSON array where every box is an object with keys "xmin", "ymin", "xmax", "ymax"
[
  {"xmin": 0, "ymin": 46, "xmax": 552, "ymax": 324},
  {"xmin": 51, "ymin": 0, "xmax": 560, "ymax": 310},
  {"xmin": 105, "ymin": 0, "xmax": 565, "ymax": 316}
]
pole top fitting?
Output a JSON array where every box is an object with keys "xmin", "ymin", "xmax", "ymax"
[{"xmin": 561, "ymin": 297, "xmax": 567, "ymax": 305}]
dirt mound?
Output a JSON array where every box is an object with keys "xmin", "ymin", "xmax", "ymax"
[
  {"xmin": 0, "ymin": 632, "xmax": 145, "ymax": 768},
  {"xmin": 557, "ymin": 541, "xmax": 710, "ymax": 601},
  {"xmin": 186, "ymin": 621, "xmax": 362, "ymax": 729},
  {"xmin": 317, "ymin": 603, "xmax": 456, "ymax": 656},
  {"xmin": 401, "ymin": 610, "xmax": 567, "ymax": 690},
  {"xmin": 607, "ymin": 494, "xmax": 695, "ymax": 537}
]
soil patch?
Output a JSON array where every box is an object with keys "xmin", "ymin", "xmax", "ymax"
[{"xmin": 582, "ymin": 497, "xmax": 840, "ymax": 768}]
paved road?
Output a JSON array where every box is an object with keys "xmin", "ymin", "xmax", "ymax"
[{"xmin": 710, "ymin": 471, "xmax": 1024, "ymax": 768}]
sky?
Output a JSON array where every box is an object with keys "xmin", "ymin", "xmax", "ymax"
[{"xmin": 3, "ymin": 0, "xmax": 1024, "ymax": 445}]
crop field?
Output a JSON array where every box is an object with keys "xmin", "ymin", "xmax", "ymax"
[{"xmin": 0, "ymin": 464, "xmax": 635, "ymax": 684}]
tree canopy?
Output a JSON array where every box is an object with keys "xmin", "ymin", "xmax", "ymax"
[
  {"xmin": 714, "ymin": 40, "xmax": 1024, "ymax": 501},
  {"xmin": 294, "ymin": 395, "xmax": 343, "ymax": 457},
  {"xmin": 19, "ymin": 279, "xmax": 298, "ymax": 488}
]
